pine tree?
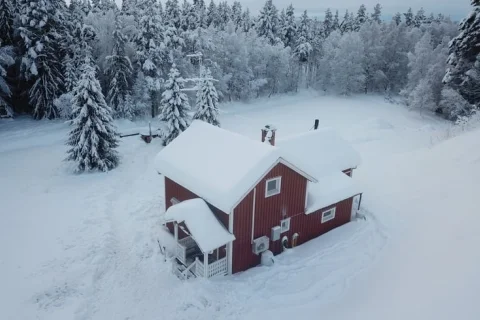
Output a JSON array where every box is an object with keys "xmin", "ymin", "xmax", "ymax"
[
  {"xmin": 0, "ymin": 0, "xmax": 16, "ymax": 45},
  {"xmin": 241, "ymin": 8, "xmax": 252, "ymax": 33},
  {"xmin": 159, "ymin": 64, "xmax": 191, "ymax": 146},
  {"xmin": 18, "ymin": 0, "xmax": 69, "ymax": 119},
  {"xmin": 117, "ymin": 93, "xmax": 135, "ymax": 120},
  {"xmin": 256, "ymin": 0, "xmax": 279, "ymax": 45},
  {"xmin": 281, "ymin": 4, "xmax": 297, "ymax": 48},
  {"xmin": 414, "ymin": 8, "xmax": 426, "ymax": 27},
  {"xmin": 393, "ymin": 12, "xmax": 402, "ymax": 25},
  {"xmin": 371, "ymin": 4, "xmax": 382, "ymax": 24},
  {"xmin": 0, "ymin": 44, "xmax": 14, "ymax": 117},
  {"xmin": 206, "ymin": 0, "xmax": 219, "ymax": 27},
  {"xmin": 105, "ymin": 15, "xmax": 133, "ymax": 113},
  {"xmin": 333, "ymin": 10, "xmax": 340, "ymax": 31},
  {"xmin": 231, "ymin": 1, "xmax": 242, "ymax": 31},
  {"xmin": 66, "ymin": 56, "xmax": 119, "ymax": 173},
  {"xmin": 164, "ymin": 0, "xmax": 184, "ymax": 50},
  {"xmin": 324, "ymin": 9, "xmax": 333, "ymax": 37},
  {"xmin": 63, "ymin": 54, "xmax": 77, "ymax": 93},
  {"xmin": 340, "ymin": 10, "xmax": 354, "ymax": 34},
  {"xmin": 181, "ymin": 0, "xmax": 198, "ymax": 32},
  {"xmin": 404, "ymin": 8, "xmax": 414, "ymax": 27},
  {"xmin": 444, "ymin": 0, "xmax": 480, "ymax": 106},
  {"xmin": 354, "ymin": 4, "xmax": 368, "ymax": 31},
  {"xmin": 194, "ymin": 67, "xmax": 220, "ymax": 126},
  {"xmin": 135, "ymin": 0, "xmax": 166, "ymax": 117},
  {"xmin": 294, "ymin": 11, "xmax": 312, "ymax": 63}
]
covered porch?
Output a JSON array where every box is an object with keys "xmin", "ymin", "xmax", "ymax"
[{"xmin": 164, "ymin": 198, "xmax": 235, "ymax": 279}]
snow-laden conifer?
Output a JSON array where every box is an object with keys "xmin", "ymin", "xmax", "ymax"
[
  {"xmin": 159, "ymin": 64, "xmax": 191, "ymax": 145},
  {"xmin": 0, "ymin": 44, "xmax": 14, "ymax": 116},
  {"xmin": 256, "ymin": 0, "xmax": 279, "ymax": 45},
  {"xmin": 0, "ymin": 0, "xmax": 16, "ymax": 45},
  {"xmin": 66, "ymin": 56, "xmax": 119, "ymax": 172},
  {"xmin": 105, "ymin": 15, "xmax": 133, "ymax": 113},
  {"xmin": 194, "ymin": 67, "xmax": 220, "ymax": 126}
]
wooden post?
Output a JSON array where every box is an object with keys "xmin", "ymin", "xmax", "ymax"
[
  {"xmin": 314, "ymin": 119, "xmax": 319, "ymax": 130},
  {"xmin": 174, "ymin": 222, "xmax": 178, "ymax": 242},
  {"xmin": 204, "ymin": 252, "xmax": 209, "ymax": 278}
]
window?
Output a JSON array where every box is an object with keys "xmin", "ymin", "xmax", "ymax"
[
  {"xmin": 321, "ymin": 207, "xmax": 336, "ymax": 223},
  {"xmin": 280, "ymin": 218, "xmax": 290, "ymax": 233},
  {"xmin": 265, "ymin": 177, "xmax": 281, "ymax": 197},
  {"xmin": 170, "ymin": 197, "xmax": 180, "ymax": 205}
]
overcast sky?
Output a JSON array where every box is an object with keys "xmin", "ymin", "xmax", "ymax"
[{"xmin": 227, "ymin": 0, "xmax": 471, "ymax": 21}]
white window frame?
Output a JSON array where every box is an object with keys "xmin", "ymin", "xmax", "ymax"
[
  {"xmin": 170, "ymin": 197, "xmax": 180, "ymax": 205},
  {"xmin": 321, "ymin": 207, "xmax": 336, "ymax": 223},
  {"xmin": 280, "ymin": 217, "xmax": 290, "ymax": 233},
  {"xmin": 265, "ymin": 177, "xmax": 282, "ymax": 197}
]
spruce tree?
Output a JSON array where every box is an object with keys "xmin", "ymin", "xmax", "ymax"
[
  {"xmin": 414, "ymin": 8, "xmax": 426, "ymax": 28},
  {"xmin": 404, "ymin": 8, "xmax": 414, "ymax": 27},
  {"xmin": 241, "ymin": 8, "xmax": 252, "ymax": 33},
  {"xmin": 231, "ymin": 1, "xmax": 243, "ymax": 31},
  {"xmin": 0, "ymin": 0, "xmax": 15, "ymax": 45},
  {"xmin": 324, "ymin": 9, "xmax": 333, "ymax": 38},
  {"xmin": 66, "ymin": 55, "xmax": 119, "ymax": 172},
  {"xmin": 135, "ymin": 0, "xmax": 166, "ymax": 117},
  {"xmin": 444, "ymin": 0, "xmax": 480, "ymax": 106},
  {"xmin": 159, "ymin": 64, "xmax": 191, "ymax": 146},
  {"xmin": 371, "ymin": 4, "xmax": 382, "ymax": 24},
  {"xmin": 206, "ymin": 0, "xmax": 218, "ymax": 27},
  {"xmin": 393, "ymin": 12, "xmax": 402, "ymax": 25},
  {"xmin": 281, "ymin": 4, "xmax": 297, "ymax": 48},
  {"xmin": 117, "ymin": 93, "xmax": 135, "ymax": 120},
  {"xmin": 194, "ymin": 67, "xmax": 220, "ymax": 126},
  {"xmin": 294, "ymin": 11, "xmax": 312, "ymax": 63},
  {"xmin": 18, "ymin": 0, "xmax": 68, "ymax": 119},
  {"xmin": 105, "ymin": 15, "xmax": 133, "ymax": 113},
  {"xmin": 0, "ymin": 44, "xmax": 14, "ymax": 117},
  {"xmin": 333, "ymin": 10, "xmax": 340, "ymax": 31},
  {"xmin": 354, "ymin": 4, "xmax": 368, "ymax": 31},
  {"xmin": 340, "ymin": 10, "xmax": 354, "ymax": 34},
  {"xmin": 256, "ymin": 0, "xmax": 279, "ymax": 45}
]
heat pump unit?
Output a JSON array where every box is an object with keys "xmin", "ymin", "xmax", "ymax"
[
  {"xmin": 271, "ymin": 226, "xmax": 281, "ymax": 241},
  {"xmin": 252, "ymin": 236, "xmax": 270, "ymax": 255}
]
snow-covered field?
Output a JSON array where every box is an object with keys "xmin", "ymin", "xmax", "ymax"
[{"xmin": 1, "ymin": 92, "xmax": 479, "ymax": 320}]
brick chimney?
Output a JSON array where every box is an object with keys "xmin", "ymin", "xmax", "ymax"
[{"xmin": 261, "ymin": 125, "xmax": 277, "ymax": 146}]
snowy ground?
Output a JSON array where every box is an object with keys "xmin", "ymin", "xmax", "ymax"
[{"xmin": 1, "ymin": 92, "xmax": 479, "ymax": 320}]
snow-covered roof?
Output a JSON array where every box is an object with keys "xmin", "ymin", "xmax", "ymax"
[
  {"xmin": 164, "ymin": 198, "xmax": 235, "ymax": 253},
  {"xmin": 277, "ymin": 128, "xmax": 361, "ymax": 178},
  {"xmin": 305, "ymin": 172, "xmax": 363, "ymax": 214},
  {"xmin": 155, "ymin": 120, "xmax": 316, "ymax": 213}
]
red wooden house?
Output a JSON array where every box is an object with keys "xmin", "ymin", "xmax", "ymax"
[{"xmin": 155, "ymin": 120, "xmax": 363, "ymax": 278}]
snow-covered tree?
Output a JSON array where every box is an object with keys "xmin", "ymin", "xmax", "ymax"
[
  {"xmin": 414, "ymin": 8, "xmax": 426, "ymax": 28},
  {"xmin": 324, "ymin": 9, "xmax": 333, "ymax": 37},
  {"xmin": 194, "ymin": 67, "xmax": 220, "ymax": 126},
  {"xmin": 371, "ymin": 4, "xmax": 382, "ymax": 24},
  {"xmin": 392, "ymin": 12, "xmax": 402, "ymax": 25},
  {"xmin": 241, "ymin": 8, "xmax": 252, "ymax": 33},
  {"xmin": 117, "ymin": 93, "xmax": 135, "ymax": 120},
  {"xmin": 281, "ymin": 4, "xmax": 297, "ymax": 48},
  {"xmin": 360, "ymin": 22, "xmax": 386, "ymax": 92},
  {"xmin": 105, "ymin": 15, "xmax": 133, "ymax": 113},
  {"xmin": 132, "ymin": 70, "xmax": 151, "ymax": 117},
  {"xmin": 0, "ymin": 0, "xmax": 16, "ymax": 45},
  {"xmin": 404, "ymin": 8, "xmax": 414, "ymax": 27},
  {"xmin": 444, "ymin": 0, "xmax": 480, "ymax": 106},
  {"xmin": 354, "ymin": 4, "xmax": 368, "ymax": 31},
  {"xmin": 135, "ymin": 0, "xmax": 166, "ymax": 117},
  {"xmin": 18, "ymin": 0, "xmax": 69, "ymax": 119},
  {"xmin": 256, "ymin": 0, "xmax": 278, "ymax": 45},
  {"xmin": 340, "ymin": 10, "xmax": 354, "ymax": 34},
  {"xmin": 440, "ymin": 87, "xmax": 473, "ymax": 119},
  {"xmin": 206, "ymin": 0, "xmax": 219, "ymax": 27},
  {"xmin": 331, "ymin": 32, "xmax": 365, "ymax": 95},
  {"xmin": 0, "ymin": 44, "xmax": 14, "ymax": 117},
  {"xmin": 159, "ymin": 64, "xmax": 191, "ymax": 145},
  {"xmin": 231, "ymin": 1, "xmax": 243, "ymax": 31},
  {"xmin": 333, "ymin": 10, "xmax": 340, "ymax": 31},
  {"xmin": 66, "ymin": 56, "xmax": 119, "ymax": 173},
  {"xmin": 294, "ymin": 11, "xmax": 312, "ymax": 63}
]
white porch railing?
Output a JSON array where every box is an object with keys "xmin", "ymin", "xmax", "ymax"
[{"xmin": 193, "ymin": 257, "xmax": 227, "ymax": 278}]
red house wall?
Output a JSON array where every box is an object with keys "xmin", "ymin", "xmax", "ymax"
[
  {"xmin": 164, "ymin": 177, "xmax": 229, "ymax": 237},
  {"xmin": 232, "ymin": 163, "xmax": 354, "ymax": 274}
]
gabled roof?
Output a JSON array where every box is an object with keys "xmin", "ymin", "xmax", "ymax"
[
  {"xmin": 305, "ymin": 172, "xmax": 363, "ymax": 214},
  {"xmin": 276, "ymin": 128, "xmax": 361, "ymax": 178},
  {"xmin": 155, "ymin": 120, "xmax": 317, "ymax": 213},
  {"xmin": 164, "ymin": 198, "xmax": 235, "ymax": 253}
]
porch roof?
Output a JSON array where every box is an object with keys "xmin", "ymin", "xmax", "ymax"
[{"xmin": 164, "ymin": 198, "xmax": 235, "ymax": 253}]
